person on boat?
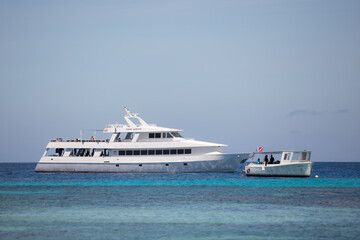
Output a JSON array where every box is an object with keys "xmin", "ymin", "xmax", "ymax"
[
  {"xmin": 257, "ymin": 158, "xmax": 261, "ymax": 164},
  {"xmin": 269, "ymin": 155, "xmax": 275, "ymax": 164},
  {"xmin": 90, "ymin": 136, "xmax": 95, "ymax": 141},
  {"xmin": 264, "ymin": 155, "xmax": 268, "ymax": 166}
]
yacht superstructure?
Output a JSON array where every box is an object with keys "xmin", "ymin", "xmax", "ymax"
[{"xmin": 35, "ymin": 108, "xmax": 252, "ymax": 173}]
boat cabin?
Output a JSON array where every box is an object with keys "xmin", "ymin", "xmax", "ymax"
[{"xmin": 251, "ymin": 150, "xmax": 311, "ymax": 165}]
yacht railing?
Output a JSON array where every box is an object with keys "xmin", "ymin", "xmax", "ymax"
[{"xmin": 51, "ymin": 139, "xmax": 110, "ymax": 143}]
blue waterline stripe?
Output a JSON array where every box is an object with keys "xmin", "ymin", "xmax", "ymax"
[{"xmin": 0, "ymin": 178, "xmax": 359, "ymax": 187}]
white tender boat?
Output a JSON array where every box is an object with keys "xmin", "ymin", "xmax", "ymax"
[
  {"xmin": 244, "ymin": 150, "xmax": 312, "ymax": 177},
  {"xmin": 35, "ymin": 108, "xmax": 252, "ymax": 173}
]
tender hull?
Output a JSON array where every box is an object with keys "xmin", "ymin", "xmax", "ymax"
[
  {"xmin": 245, "ymin": 162, "xmax": 312, "ymax": 177},
  {"xmin": 35, "ymin": 153, "xmax": 251, "ymax": 173}
]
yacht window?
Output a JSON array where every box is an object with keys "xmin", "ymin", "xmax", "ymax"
[
  {"xmin": 134, "ymin": 150, "xmax": 140, "ymax": 155},
  {"xmin": 76, "ymin": 149, "xmax": 81, "ymax": 156},
  {"xmin": 125, "ymin": 133, "xmax": 133, "ymax": 140},
  {"xmin": 55, "ymin": 148, "xmax": 64, "ymax": 156},
  {"xmin": 119, "ymin": 150, "xmax": 125, "ymax": 155},
  {"xmin": 301, "ymin": 152, "xmax": 307, "ymax": 160},
  {"xmin": 167, "ymin": 133, "xmax": 173, "ymax": 138},
  {"xmin": 141, "ymin": 150, "xmax": 148, "ymax": 155},
  {"xmin": 171, "ymin": 132, "xmax": 182, "ymax": 138},
  {"xmin": 103, "ymin": 149, "xmax": 109, "ymax": 156},
  {"xmin": 185, "ymin": 149, "xmax": 191, "ymax": 154},
  {"xmin": 177, "ymin": 149, "xmax": 184, "ymax": 154},
  {"xmin": 148, "ymin": 150, "xmax": 155, "ymax": 155},
  {"xmin": 162, "ymin": 133, "xmax": 166, "ymax": 138},
  {"xmin": 156, "ymin": 150, "xmax": 162, "ymax": 155},
  {"xmin": 170, "ymin": 149, "xmax": 177, "ymax": 155},
  {"xmin": 85, "ymin": 149, "xmax": 91, "ymax": 157},
  {"xmin": 163, "ymin": 149, "xmax": 170, "ymax": 155},
  {"xmin": 126, "ymin": 150, "xmax": 133, "ymax": 155},
  {"xmin": 71, "ymin": 149, "xmax": 76, "ymax": 156},
  {"xmin": 155, "ymin": 133, "xmax": 161, "ymax": 138},
  {"xmin": 79, "ymin": 149, "xmax": 85, "ymax": 156},
  {"xmin": 45, "ymin": 148, "xmax": 57, "ymax": 157},
  {"xmin": 149, "ymin": 133, "xmax": 155, "ymax": 138}
]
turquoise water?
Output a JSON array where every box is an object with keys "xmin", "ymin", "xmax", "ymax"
[{"xmin": 1, "ymin": 163, "xmax": 360, "ymax": 239}]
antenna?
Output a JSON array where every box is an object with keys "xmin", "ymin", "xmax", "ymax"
[
  {"xmin": 124, "ymin": 107, "xmax": 132, "ymax": 116},
  {"xmin": 123, "ymin": 107, "xmax": 148, "ymax": 126}
]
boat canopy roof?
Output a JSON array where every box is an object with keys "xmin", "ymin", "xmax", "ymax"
[
  {"xmin": 253, "ymin": 150, "xmax": 311, "ymax": 155},
  {"xmin": 103, "ymin": 108, "xmax": 183, "ymax": 133}
]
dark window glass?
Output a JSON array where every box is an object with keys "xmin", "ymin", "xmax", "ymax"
[
  {"xmin": 184, "ymin": 163, "xmax": 187, "ymax": 166},
  {"xmin": 165, "ymin": 164, "xmax": 169, "ymax": 166},
  {"xmin": 185, "ymin": 149, "xmax": 191, "ymax": 154},
  {"xmin": 116, "ymin": 164, "xmax": 119, "ymax": 167},
  {"xmin": 162, "ymin": 133, "xmax": 166, "ymax": 138},
  {"xmin": 126, "ymin": 150, "xmax": 133, "ymax": 155},
  {"xmin": 119, "ymin": 150, "xmax": 125, "ymax": 155},
  {"xmin": 149, "ymin": 133, "xmax": 154, "ymax": 138},
  {"xmin": 141, "ymin": 150, "xmax": 148, "ymax": 155},
  {"xmin": 163, "ymin": 149, "xmax": 170, "ymax": 155},
  {"xmin": 178, "ymin": 149, "xmax": 184, "ymax": 154},
  {"xmin": 156, "ymin": 150, "xmax": 162, "ymax": 155},
  {"xmin": 125, "ymin": 133, "xmax": 133, "ymax": 140},
  {"xmin": 139, "ymin": 164, "xmax": 142, "ymax": 167},
  {"xmin": 134, "ymin": 150, "xmax": 140, "ymax": 155},
  {"xmin": 104, "ymin": 149, "xmax": 109, "ymax": 156},
  {"xmin": 79, "ymin": 149, "xmax": 85, "ymax": 156},
  {"xmin": 148, "ymin": 150, "xmax": 155, "ymax": 155},
  {"xmin": 170, "ymin": 149, "xmax": 177, "ymax": 155},
  {"xmin": 171, "ymin": 132, "xmax": 183, "ymax": 138},
  {"xmin": 155, "ymin": 133, "xmax": 161, "ymax": 138},
  {"xmin": 167, "ymin": 133, "xmax": 173, "ymax": 138}
]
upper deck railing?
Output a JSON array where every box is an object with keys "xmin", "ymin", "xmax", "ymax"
[{"xmin": 51, "ymin": 139, "xmax": 110, "ymax": 143}]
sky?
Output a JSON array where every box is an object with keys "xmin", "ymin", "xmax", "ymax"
[{"xmin": 0, "ymin": 0, "xmax": 359, "ymax": 162}]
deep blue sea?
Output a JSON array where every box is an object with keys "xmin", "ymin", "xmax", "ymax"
[{"xmin": 1, "ymin": 162, "xmax": 360, "ymax": 240}]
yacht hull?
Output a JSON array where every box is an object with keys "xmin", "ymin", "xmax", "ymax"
[
  {"xmin": 244, "ymin": 162, "xmax": 312, "ymax": 177},
  {"xmin": 35, "ymin": 153, "xmax": 251, "ymax": 173}
]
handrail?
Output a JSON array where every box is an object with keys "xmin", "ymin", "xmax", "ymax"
[{"xmin": 51, "ymin": 139, "xmax": 110, "ymax": 143}]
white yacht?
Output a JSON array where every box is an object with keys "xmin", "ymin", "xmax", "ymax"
[
  {"xmin": 244, "ymin": 150, "xmax": 312, "ymax": 177},
  {"xmin": 35, "ymin": 108, "xmax": 252, "ymax": 173}
]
